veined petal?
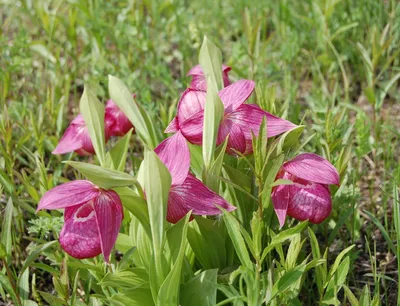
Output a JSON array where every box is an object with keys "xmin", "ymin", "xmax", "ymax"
[
  {"xmin": 180, "ymin": 110, "xmax": 204, "ymax": 145},
  {"xmin": 164, "ymin": 117, "xmax": 179, "ymax": 133},
  {"xmin": 60, "ymin": 202, "xmax": 102, "ymax": 259},
  {"xmin": 94, "ymin": 190, "xmax": 123, "ymax": 262},
  {"xmin": 188, "ymin": 65, "xmax": 231, "ymax": 90},
  {"xmin": 167, "ymin": 174, "xmax": 236, "ymax": 223},
  {"xmin": 105, "ymin": 99, "xmax": 134, "ymax": 137},
  {"xmin": 287, "ymin": 183, "xmax": 332, "ymax": 224},
  {"xmin": 177, "ymin": 89, "xmax": 206, "ymax": 126},
  {"xmin": 218, "ymin": 79, "xmax": 255, "ymax": 113},
  {"xmin": 271, "ymin": 171, "xmax": 292, "ymax": 228},
  {"xmin": 52, "ymin": 115, "xmax": 87, "ymax": 155},
  {"xmin": 217, "ymin": 119, "xmax": 246, "ymax": 154},
  {"xmin": 228, "ymin": 104, "xmax": 297, "ymax": 146},
  {"xmin": 187, "ymin": 64, "xmax": 203, "ymax": 76},
  {"xmin": 222, "ymin": 72, "xmax": 231, "ymax": 88},
  {"xmin": 284, "ymin": 153, "xmax": 340, "ymax": 185},
  {"xmin": 155, "ymin": 131, "xmax": 190, "ymax": 186},
  {"xmin": 189, "ymin": 75, "xmax": 207, "ymax": 91},
  {"xmin": 187, "ymin": 64, "xmax": 232, "ymax": 76},
  {"xmin": 37, "ymin": 180, "xmax": 99, "ymax": 211}
]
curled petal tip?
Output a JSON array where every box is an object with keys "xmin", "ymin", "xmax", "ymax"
[
  {"xmin": 284, "ymin": 153, "xmax": 340, "ymax": 185},
  {"xmin": 37, "ymin": 180, "xmax": 99, "ymax": 211},
  {"xmin": 164, "ymin": 117, "xmax": 179, "ymax": 133},
  {"xmin": 155, "ymin": 131, "xmax": 190, "ymax": 186}
]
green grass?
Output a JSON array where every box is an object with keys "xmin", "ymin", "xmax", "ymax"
[{"xmin": 1, "ymin": 0, "xmax": 400, "ymax": 304}]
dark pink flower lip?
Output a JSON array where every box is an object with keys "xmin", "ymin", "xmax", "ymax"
[
  {"xmin": 271, "ymin": 153, "xmax": 340, "ymax": 227},
  {"xmin": 37, "ymin": 180, "xmax": 123, "ymax": 262},
  {"xmin": 105, "ymin": 99, "xmax": 135, "ymax": 137}
]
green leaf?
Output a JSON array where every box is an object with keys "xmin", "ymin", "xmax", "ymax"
[
  {"xmin": 333, "ymin": 256, "xmax": 350, "ymax": 287},
  {"xmin": 200, "ymin": 37, "xmax": 225, "ymax": 170},
  {"xmin": 261, "ymin": 154, "xmax": 285, "ymax": 210},
  {"xmin": 222, "ymin": 210, "xmax": 253, "ymax": 270},
  {"xmin": 199, "ymin": 36, "xmax": 224, "ymax": 90},
  {"xmin": 100, "ymin": 269, "xmax": 149, "ymax": 289},
  {"xmin": 116, "ymin": 233, "xmax": 133, "ymax": 254},
  {"xmin": 269, "ymin": 179, "xmax": 293, "ymax": 188},
  {"xmin": 105, "ymin": 129, "xmax": 133, "ymax": 171},
  {"xmin": 223, "ymin": 165, "xmax": 252, "ymax": 192},
  {"xmin": 253, "ymin": 116, "xmax": 268, "ymax": 175},
  {"xmin": 359, "ymin": 285, "xmax": 370, "ymax": 306},
  {"xmin": 261, "ymin": 221, "xmax": 308, "ymax": 263},
  {"xmin": 308, "ymin": 228, "xmax": 326, "ymax": 293},
  {"xmin": 363, "ymin": 87, "xmax": 375, "ymax": 104},
  {"xmin": 108, "ymin": 75, "xmax": 157, "ymax": 149},
  {"xmin": 157, "ymin": 214, "xmax": 190, "ymax": 305},
  {"xmin": 188, "ymin": 143, "xmax": 204, "ymax": 177},
  {"xmin": 0, "ymin": 168, "xmax": 14, "ymax": 194},
  {"xmin": 180, "ymin": 269, "xmax": 218, "ymax": 306},
  {"xmin": 114, "ymin": 187, "xmax": 150, "ymax": 237},
  {"xmin": 0, "ymin": 243, "xmax": 6, "ymax": 258},
  {"xmin": 65, "ymin": 161, "xmax": 140, "ymax": 190},
  {"xmin": 0, "ymin": 272, "xmax": 19, "ymax": 304},
  {"xmin": 38, "ymin": 291, "xmax": 67, "ymax": 305},
  {"xmin": 110, "ymin": 288, "xmax": 154, "ymax": 306},
  {"xmin": 53, "ymin": 276, "xmax": 68, "ymax": 300},
  {"xmin": 18, "ymin": 268, "xmax": 30, "ymax": 302},
  {"xmin": 276, "ymin": 125, "xmax": 305, "ymax": 155},
  {"xmin": 20, "ymin": 241, "xmax": 58, "ymax": 276},
  {"xmin": 30, "ymin": 44, "xmax": 56, "ymax": 63},
  {"xmin": 187, "ymin": 217, "xmax": 227, "ymax": 269},
  {"xmin": 328, "ymin": 245, "xmax": 354, "ymax": 279},
  {"xmin": 343, "ymin": 285, "xmax": 360, "ymax": 306},
  {"xmin": 1, "ymin": 197, "xmax": 13, "ymax": 258},
  {"xmin": 70, "ymin": 271, "xmax": 80, "ymax": 306},
  {"xmin": 143, "ymin": 149, "xmax": 171, "ymax": 289},
  {"xmin": 268, "ymin": 263, "xmax": 306, "ymax": 302},
  {"xmin": 205, "ymin": 136, "xmax": 229, "ymax": 192},
  {"xmin": 80, "ymin": 85, "xmax": 106, "ymax": 165}
]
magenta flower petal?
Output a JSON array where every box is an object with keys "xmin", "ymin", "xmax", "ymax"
[
  {"xmin": 167, "ymin": 174, "xmax": 236, "ymax": 223},
  {"xmin": 218, "ymin": 80, "xmax": 255, "ymax": 113},
  {"xmin": 272, "ymin": 184, "xmax": 290, "ymax": 228},
  {"xmin": 217, "ymin": 119, "xmax": 246, "ymax": 154},
  {"xmin": 177, "ymin": 89, "xmax": 206, "ymax": 126},
  {"xmin": 53, "ymin": 114, "xmax": 111, "ymax": 156},
  {"xmin": 287, "ymin": 183, "xmax": 332, "ymax": 224},
  {"xmin": 155, "ymin": 131, "xmax": 190, "ymax": 186},
  {"xmin": 179, "ymin": 110, "xmax": 205, "ymax": 145},
  {"xmin": 60, "ymin": 202, "xmax": 102, "ymax": 259},
  {"xmin": 52, "ymin": 115, "xmax": 95, "ymax": 155},
  {"xmin": 228, "ymin": 104, "xmax": 297, "ymax": 139},
  {"xmin": 165, "ymin": 117, "xmax": 179, "ymax": 133},
  {"xmin": 105, "ymin": 99, "xmax": 134, "ymax": 137},
  {"xmin": 187, "ymin": 64, "xmax": 231, "ymax": 91},
  {"xmin": 283, "ymin": 153, "xmax": 340, "ymax": 185},
  {"xmin": 94, "ymin": 191, "xmax": 123, "ymax": 262},
  {"xmin": 187, "ymin": 64, "xmax": 231, "ymax": 76},
  {"xmin": 37, "ymin": 180, "xmax": 100, "ymax": 211},
  {"xmin": 271, "ymin": 171, "xmax": 292, "ymax": 227}
]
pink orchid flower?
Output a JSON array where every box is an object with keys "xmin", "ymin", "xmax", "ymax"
[
  {"xmin": 271, "ymin": 153, "xmax": 340, "ymax": 227},
  {"xmin": 165, "ymin": 80, "xmax": 297, "ymax": 155},
  {"xmin": 105, "ymin": 98, "xmax": 135, "ymax": 137},
  {"xmin": 154, "ymin": 131, "xmax": 236, "ymax": 223},
  {"xmin": 37, "ymin": 180, "xmax": 123, "ymax": 262},
  {"xmin": 187, "ymin": 64, "xmax": 231, "ymax": 91},
  {"xmin": 52, "ymin": 114, "xmax": 111, "ymax": 156}
]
